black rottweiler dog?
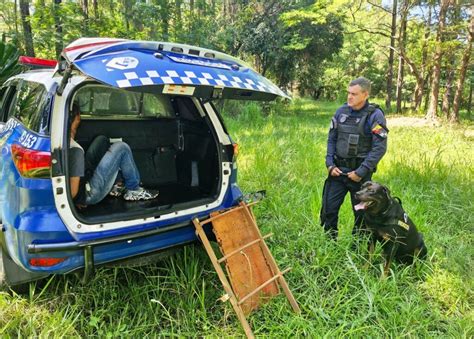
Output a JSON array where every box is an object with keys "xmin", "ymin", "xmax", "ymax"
[{"xmin": 355, "ymin": 181, "xmax": 428, "ymax": 276}]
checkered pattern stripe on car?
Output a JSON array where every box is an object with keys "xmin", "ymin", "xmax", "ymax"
[{"xmin": 115, "ymin": 70, "xmax": 284, "ymax": 96}]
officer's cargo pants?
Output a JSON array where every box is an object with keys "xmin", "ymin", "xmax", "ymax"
[{"xmin": 320, "ymin": 173, "xmax": 371, "ymax": 239}]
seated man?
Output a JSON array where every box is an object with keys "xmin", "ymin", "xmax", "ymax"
[{"xmin": 69, "ymin": 103, "xmax": 158, "ymax": 206}]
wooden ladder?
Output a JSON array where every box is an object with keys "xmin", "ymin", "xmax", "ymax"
[{"xmin": 193, "ymin": 201, "xmax": 300, "ymax": 338}]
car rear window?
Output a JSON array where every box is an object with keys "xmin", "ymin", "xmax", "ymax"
[
  {"xmin": 7, "ymin": 81, "xmax": 50, "ymax": 134},
  {"xmin": 74, "ymin": 85, "xmax": 175, "ymax": 118},
  {"xmin": 0, "ymin": 87, "xmax": 7, "ymax": 122}
]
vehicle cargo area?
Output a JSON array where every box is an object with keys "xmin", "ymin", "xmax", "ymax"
[{"xmin": 69, "ymin": 88, "xmax": 221, "ymax": 221}]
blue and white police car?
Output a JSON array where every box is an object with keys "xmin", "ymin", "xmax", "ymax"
[{"xmin": 0, "ymin": 38, "xmax": 288, "ymax": 290}]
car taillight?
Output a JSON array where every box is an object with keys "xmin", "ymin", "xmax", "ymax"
[
  {"xmin": 233, "ymin": 143, "xmax": 239, "ymax": 158},
  {"xmin": 29, "ymin": 257, "xmax": 66, "ymax": 267},
  {"xmin": 11, "ymin": 144, "xmax": 51, "ymax": 178}
]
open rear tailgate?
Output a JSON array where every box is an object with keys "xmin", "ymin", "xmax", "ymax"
[{"xmin": 66, "ymin": 39, "xmax": 289, "ymax": 101}]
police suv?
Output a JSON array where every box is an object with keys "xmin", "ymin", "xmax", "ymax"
[{"xmin": 0, "ymin": 38, "xmax": 288, "ymax": 290}]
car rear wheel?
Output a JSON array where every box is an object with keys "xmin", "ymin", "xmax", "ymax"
[
  {"xmin": 1, "ymin": 247, "xmax": 32, "ymax": 294},
  {"xmin": 0, "ymin": 235, "xmax": 49, "ymax": 294}
]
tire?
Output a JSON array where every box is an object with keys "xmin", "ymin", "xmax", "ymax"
[
  {"xmin": 1, "ymin": 248, "xmax": 30, "ymax": 294},
  {"xmin": 1, "ymin": 237, "xmax": 49, "ymax": 294}
]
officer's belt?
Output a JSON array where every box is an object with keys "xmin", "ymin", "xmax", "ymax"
[{"xmin": 335, "ymin": 157, "xmax": 364, "ymax": 169}]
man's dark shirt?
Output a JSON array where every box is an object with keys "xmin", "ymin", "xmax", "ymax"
[
  {"xmin": 69, "ymin": 138, "xmax": 84, "ymax": 177},
  {"xmin": 325, "ymin": 101, "xmax": 387, "ymax": 178},
  {"xmin": 69, "ymin": 138, "xmax": 87, "ymax": 204}
]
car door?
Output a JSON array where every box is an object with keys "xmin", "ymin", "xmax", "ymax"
[{"xmin": 0, "ymin": 83, "xmax": 18, "ymax": 223}]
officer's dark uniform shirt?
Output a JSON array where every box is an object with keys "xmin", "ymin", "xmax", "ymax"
[{"xmin": 325, "ymin": 101, "xmax": 388, "ymax": 178}]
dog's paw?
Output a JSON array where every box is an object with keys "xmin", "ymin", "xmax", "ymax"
[
  {"xmin": 379, "ymin": 263, "xmax": 392, "ymax": 279},
  {"xmin": 363, "ymin": 260, "xmax": 373, "ymax": 270},
  {"xmin": 380, "ymin": 269, "xmax": 392, "ymax": 280}
]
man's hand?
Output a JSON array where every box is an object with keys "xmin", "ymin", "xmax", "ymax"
[
  {"xmin": 328, "ymin": 166, "xmax": 343, "ymax": 177},
  {"xmin": 348, "ymin": 171, "xmax": 362, "ymax": 182}
]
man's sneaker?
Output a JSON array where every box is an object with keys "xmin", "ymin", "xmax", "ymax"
[
  {"xmin": 109, "ymin": 183, "xmax": 126, "ymax": 197},
  {"xmin": 123, "ymin": 187, "xmax": 159, "ymax": 201}
]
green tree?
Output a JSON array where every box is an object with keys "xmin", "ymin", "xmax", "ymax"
[
  {"xmin": 0, "ymin": 40, "xmax": 20, "ymax": 85},
  {"xmin": 317, "ymin": 1, "xmax": 390, "ymax": 100},
  {"xmin": 280, "ymin": 1, "xmax": 344, "ymax": 96}
]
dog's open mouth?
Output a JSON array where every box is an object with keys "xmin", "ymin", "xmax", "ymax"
[{"xmin": 354, "ymin": 201, "xmax": 373, "ymax": 211}]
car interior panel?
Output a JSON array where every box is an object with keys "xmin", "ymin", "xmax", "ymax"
[{"xmin": 74, "ymin": 116, "xmax": 220, "ymax": 218}]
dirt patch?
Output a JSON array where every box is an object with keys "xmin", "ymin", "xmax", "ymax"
[
  {"xmin": 387, "ymin": 116, "xmax": 474, "ymax": 140},
  {"xmin": 387, "ymin": 116, "xmax": 441, "ymax": 128},
  {"xmin": 462, "ymin": 129, "xmax": 474, "ymax": 140}
]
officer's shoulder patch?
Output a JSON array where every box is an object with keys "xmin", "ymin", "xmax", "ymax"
[
  {"xmin": 371, "ymin": 123, "xmax": 388, "ymax": 138},
  {"xmin": 330, "ymin": 117, "xmax": 337, "ymax": 130}
]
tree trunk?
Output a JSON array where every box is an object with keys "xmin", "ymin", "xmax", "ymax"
[
  {"xmin": 82, "ymin": 0, "xmax": 88, "ymax": 19},
  {"xmin": 424, "ymin": 72, "xmax": 431, "ymax": 111},
  {"xmin": 442, "ymin": 55, "xmax": 456, "ymax": 117},
  {"xmin": 413, "ymin": 77, "xmax": 424, "ymax": 112},
  {"xmin": 14, "ymin": 0, "xmax": 19, "ymax": 41},
  {"xmin": 53, "ymin": 0, "xmax": 63, "ymax": 58},
  {"xmin": 451, "ymin": 4, "xmax": 473, "ymax": 123},
  {"xmin": 108, "ymin": 0, "xmax": 114, "ymax": 17},
  {"xmin": 396, "ymin": 1, "xmax": 408, "ymax": 114},
  {"xmin": 160, "ymin": 0, "xmax": 170, "ymax": 40},
  {"xmin": 82, "ymin": 0, "xmax": 89, "ymax": 34},
  {"xmin": 189, "ymin": 0, "xmax": 194, "ymax": 35},
  {"xmin": 228, "ymin": 0, "xmax": 238, "ymax": 23},
  {"xmin": 385, "ymin": 0, "xmax": 397, "ymax": 113},
  {"xmin": 426, "ymin": 0, "xmax": 450, "ymax": 121},
  {"xmin": 174, "ymin": 0, "xmax": 183, "ymax": 40},
  {"xmin": 413, "ymin": 4, "xmax": 432, "ymax": 111},
  {"xmin": 122, "ymin": 0, "xmax": 129, "ymax": 32},
  {"xmin": 19, "ymin": 0, "xmax": 35, "ymax": 57},
  {"xmin": 93, "ymin": 0, "xmax": 98, "ymax": 18},
  {"xmin": 468, "ymin": 81, "xmax": 472, "ymax": 118}
]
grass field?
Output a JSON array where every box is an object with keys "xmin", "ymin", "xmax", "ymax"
[{"xmin": 1, "ymin": 99, "xmax": 472, "ymax": 337}]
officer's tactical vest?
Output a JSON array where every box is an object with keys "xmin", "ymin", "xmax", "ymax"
[{"xmin": 336, "ymin": 104, "xmax": 378, "ymax": 159}]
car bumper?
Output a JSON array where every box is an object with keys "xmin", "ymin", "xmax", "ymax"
[{"xmin": 23, "ymin": 220, "xmax": 210, "ymax": 281}]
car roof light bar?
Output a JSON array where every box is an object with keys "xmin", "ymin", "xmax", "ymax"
[
  {"xmin": 64, "ymin": 38, "xmax": 248, "ymax": 68},
  {"xmin": 19, "ymin": 56, "xmax": 58, "ymax": 69}
]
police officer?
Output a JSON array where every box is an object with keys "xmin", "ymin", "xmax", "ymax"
[{"xmin": 320, "ymin": 77, "xmax": 388, "ymax": 239}]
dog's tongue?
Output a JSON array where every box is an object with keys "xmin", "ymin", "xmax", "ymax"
[{"xmin": 354, "ymin": 202, "xmax": 368, "ymax": 211}]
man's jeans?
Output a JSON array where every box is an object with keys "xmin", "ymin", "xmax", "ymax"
[{"xmin": 85, "ymin": 141, "xmax": 140, "ymax": 205}]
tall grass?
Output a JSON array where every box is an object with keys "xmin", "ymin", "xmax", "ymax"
[{"xmin": 1, "ymin": 99, "xmax": 472, "ymax": 337}]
